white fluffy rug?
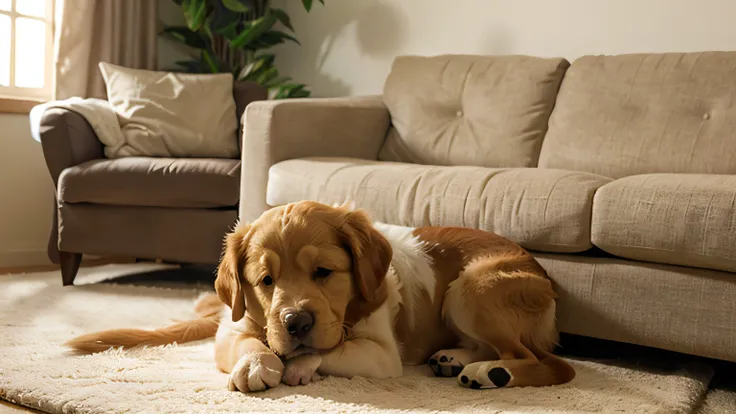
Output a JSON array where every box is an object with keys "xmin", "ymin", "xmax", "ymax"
[{"xmin": 0, "ymin": 264, "xmax": 720, "ymax": 413}]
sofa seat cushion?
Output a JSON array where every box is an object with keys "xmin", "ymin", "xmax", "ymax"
[
  {"xmin": 268, "ymin": 157, "xmax": 611, "ymax": 253},
  {"xmin": 59, "ymin": 157, "xmax": 240, "ymax": 208},
  {"xmin": 592, "ymin": 174, "xmax": 736, "ymax": 272}
]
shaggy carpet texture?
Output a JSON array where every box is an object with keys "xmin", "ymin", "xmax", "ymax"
[{"xmin": 0, "ymin": 264, "xmax": 726, "ymax": 413}]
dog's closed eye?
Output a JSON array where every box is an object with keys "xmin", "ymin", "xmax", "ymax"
[{"xmin": 313, "ymin": 267, "xmax": 333, "ymax": 279}]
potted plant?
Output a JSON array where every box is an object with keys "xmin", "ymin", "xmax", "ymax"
[{"xmin": 162, "ymin": 0, "xmax": 325, "ymax": 99}]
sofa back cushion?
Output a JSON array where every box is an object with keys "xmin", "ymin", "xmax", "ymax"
[
  {"xmin": 379, "ymin": 55, "xmax": 570, "ymax": 168},
  {"xmin": 539, "ymin": 52, "xmax": 736, "ymax": 178}
]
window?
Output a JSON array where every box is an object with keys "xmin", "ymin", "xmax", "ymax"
[{"xmin": 0, "ymin": 0, "xmax": 55, "ymax": 102}]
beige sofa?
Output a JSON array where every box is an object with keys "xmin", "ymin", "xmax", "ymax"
[{"xmin": 241, "ymin": 52, "xmax": 736, "ymax": 363}]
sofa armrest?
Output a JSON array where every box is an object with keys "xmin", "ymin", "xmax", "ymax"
[
  {"xmin": 241, "ymin": 95, "xmax": 391, "ymax": 221},
  {"xmin": 39, "ymin": 107, "xmax": 104, "ymax": 187}
]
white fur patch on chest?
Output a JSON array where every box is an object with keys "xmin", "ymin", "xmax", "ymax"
[{"xmin": 372, "ymin": 222, "xmax": 435, "ymax": 329}]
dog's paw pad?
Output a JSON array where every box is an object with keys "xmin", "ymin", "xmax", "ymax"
[
  {"xmin": 457, "ymin": 362, "xmax": 513, "ymax": 389},
  {"xmin": 428, "ymin": 350, "xmax": 465, "ymax": 377},
  {"xmin": 488, "ymin": 367, "xmax": 511, "ymax": 387}
]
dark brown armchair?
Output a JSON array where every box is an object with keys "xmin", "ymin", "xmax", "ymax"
[{"xmin": 37, "ymin": 82, "xmax": 266, "ymax": 285}]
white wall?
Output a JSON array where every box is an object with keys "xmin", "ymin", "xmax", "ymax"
[
  {"xmin": 0, "ymin": 113, "xmax": 54, "ymax": 266},
  {"xmin": 273, "ymin": 0, "xmax": 736, "ymax": 96}
]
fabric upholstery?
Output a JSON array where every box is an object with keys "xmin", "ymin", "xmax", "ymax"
[
  {"xmin": 39, "ymin": 109, "xmax": 105, "ymax": 188},
  {"xmin": 99, "ymin": 63, "xmax": 239, "ymax": 158},
  {"xmin": 536, "ymin": 253, "xmax": 736, "ymax": 363},
  {"xmin": 59, "ymin": 157, "xmax": 241, "ymax": 208},
  {"xmin": 241, "ymin": 96, "xmax": 391, "ymax": 221},
  {"xmin": 38, "ymin": 108, "xmax": 105, "ymax": 264},
  {"xmin": 58, "ymin": 203, "xmax": 236, "ymax": 264},
  {"xmin": 540, "ymin": 52, "xmax": 736, "ymax": 178},
  {"xmin": 268, "ymin": 157, "xmax": 611, "ymax": 253},
  {"xmin": 591, "ymin": 174, "xmax": 736, "ymax": 273},
  {"xmin": 379, "ymin": 54, "xmax": 570, "ymax": 168}
]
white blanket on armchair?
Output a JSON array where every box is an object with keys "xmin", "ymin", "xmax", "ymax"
[{"xmin": 29, "ymin": 98, "xmax": 125, "ymax": 157}]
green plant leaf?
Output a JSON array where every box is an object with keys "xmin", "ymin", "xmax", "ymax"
[
  {"xmin": 165, "ymin": 0, "xmax": 315, "ymax": 99},
  {"xmin": 182, "ymin": 0, "xmax": 208, "ymax": 31},
  {"xmin": 201, "ymin": 49, "xmax": 220, "ymax": 73},
  {"xmin": 209, "ymin": 2, "xmax": 241, "ymax": 36},
  {"xmin": 270, "ymin": 8, "xmax": 294, "ymax": 31},
  {"xmin": 263, "ymin": 75, "xmax": 292, "ymax": 88},
  {"xmin": 301, "ymin": 0, "xmax": 324, "ymax": 12},
  {"xmin": 161, "ymin": 26, "xmax": 207, "ymax": 49},
  {"xmin": 255, "ymin": 67, "xmax": 279, "ymax": 84},
  {"xmin": 230, "ymin": 12, "xmax": 278, "ymax": 49},
  {"xmin": 238, "ymin": 54, "xmax": 276, "ymax": 80},
  {"xmin": 274, "ymin": 83, "xmax": 307, "ymax": 99},
  {"xmin": 289, "ymin": 89, "xmax": 311, "ymax": 98},
  {"xmin": 247, "ymin": 30, "xmax": 300, "ymax": 50},
  {"xmin": 254, "ymin": 53, "xmax": 276, "ymax": 65},
  {"xmin": 221, "ymin": 0, "xmax": 252, "ymax": 12}
]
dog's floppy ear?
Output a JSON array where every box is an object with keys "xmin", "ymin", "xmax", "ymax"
[
  {"xmin": 339, "ymin": 209, "xmax": 392, "ymax": 307},
  {"xmin": 215, "ymin": 223, "xmax": 252, "ymax": 322}
]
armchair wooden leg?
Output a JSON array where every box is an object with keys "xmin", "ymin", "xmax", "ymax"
[{"xmin": 60, "ymin": 252, "xmax": 82, "ymax": 286}]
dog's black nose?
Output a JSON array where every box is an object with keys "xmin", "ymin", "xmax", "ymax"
[{"xmin": 282, "ymin": 310, "xmax": 314, "ymax": 340}]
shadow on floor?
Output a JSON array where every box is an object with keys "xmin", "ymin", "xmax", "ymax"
[{"xmin": 99, "ymin": 263, "xmax": 217, "ymax": 289}]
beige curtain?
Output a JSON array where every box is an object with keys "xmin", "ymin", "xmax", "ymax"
[{"xmin": 54, "ymin": 0, "xmax": 158, "ymax": 99}]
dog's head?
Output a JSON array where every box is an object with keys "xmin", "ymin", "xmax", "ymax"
[{"xmin": 214, "ymin": 201, "xmax": 392, "ymax": 356}]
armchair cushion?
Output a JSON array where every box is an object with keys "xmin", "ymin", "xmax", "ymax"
[
  {"xmin": 99, "ymin": 62, "xmax": 239, "ymax": 158},
  {"xmin": 59, "ymin": 157, "xmax": 240, "ymax": 208}
]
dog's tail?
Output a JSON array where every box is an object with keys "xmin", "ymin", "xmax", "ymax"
[{"xmin": 65, "ymin": 293, "xmax": 223, "ymax": 354}]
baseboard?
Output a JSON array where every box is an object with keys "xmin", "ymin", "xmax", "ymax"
[{"xmin": 0, "ymin": 249, "xmax": 51, "ymax": 267}]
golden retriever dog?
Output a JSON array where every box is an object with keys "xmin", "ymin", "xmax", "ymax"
[{"xmin": 67, "ymin": 201, "xmax": 575, "ymax": 391}]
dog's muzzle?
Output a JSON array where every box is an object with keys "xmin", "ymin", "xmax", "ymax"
[{"xmin": 280, "ymin": 308, "xmax": 314, "ymax": 341}]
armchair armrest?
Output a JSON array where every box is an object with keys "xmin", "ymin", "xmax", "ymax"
[
  {"xmin": 38, "ymin": 107, "xmax": 104, "ymax": 187},
  {"xmin": 241, "ymin": 95, "xmax": 391, "ymax": 221},
  {"xmin": 36, "ymin": 107, "xmax": 104, "ymax": 264}
]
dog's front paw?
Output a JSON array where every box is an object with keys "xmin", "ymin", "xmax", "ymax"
[
  {"xmin": 282, "ymin": 354, "xmax": 323, "ymax": 386},
  {"xmin": 228, "ymin": 351, "xmax": 284, "ymax": 393}
]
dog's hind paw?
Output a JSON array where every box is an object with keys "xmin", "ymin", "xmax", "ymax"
[
  {"xmin": 427, "ymin": 349, "xmax": 473, "ymax": 377},
  {"xmin": 457, "ymin": 361, "xmax": 513, "ymax": 389}
]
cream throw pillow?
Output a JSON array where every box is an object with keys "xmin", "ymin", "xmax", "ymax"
[{"xmin": 98, "ymin": 62, "xmax": 239, "ymax": 158}]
